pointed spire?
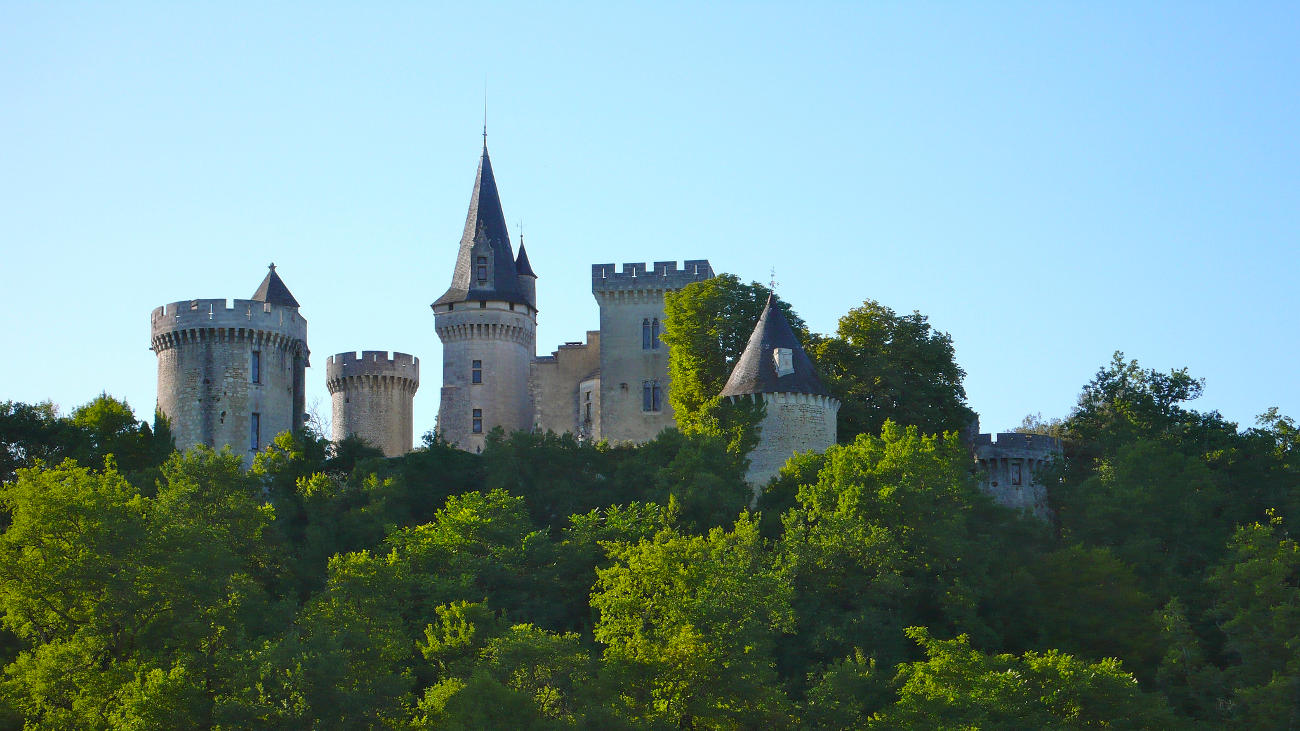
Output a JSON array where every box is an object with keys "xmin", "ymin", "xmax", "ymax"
[
  {"xmin": 251, "ymin": 262, "xmax": 300, "ymax": 308},
  {"xmin": 515, "ymin": 236, "xmax": 536, "ymax": 278},
  {"xmin": 720, "ymin": 294, "xmax": 828, "ymax": 398},
  {"xmin": 434, "ymin": 144, "xmax": 527, "ymax": 307}
]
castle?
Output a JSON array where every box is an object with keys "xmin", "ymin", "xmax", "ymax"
[{"xmin": 149, "ymin": 142, "xmax": 1058, "ymax": 509}]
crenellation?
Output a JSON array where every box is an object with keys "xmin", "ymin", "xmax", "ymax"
[
  {"xmin": 591, "ymin": 260, "xmax": 715, "ymax": 294},
  {"xmin": 328, "ymin": 349, "xmax": 420, "ymax": 457}
]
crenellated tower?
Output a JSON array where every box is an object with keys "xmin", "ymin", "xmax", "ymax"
[
  {"xmin": 326, "ymin": 350, "xmax": 420, "ymax": 456},
  {"xmin": 150, "ymin": 264, "xmax": 309, "ymax": 460},
  {"xmin": 432, "ymin": 144, "xmax": 537, "ymax": 452},
  {"xmin": 589, "ymin": 260, "xmax": 713, "ymax": 442}
]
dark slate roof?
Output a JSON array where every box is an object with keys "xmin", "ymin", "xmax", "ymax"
[
  {"xmin": 514, "ymin": 240, "xmax": 536, "ymax": 278},
  {"xmin": 720, "ymin": 294, "xmax": 830, "ymax": 398},
  {"xmin": 251, "ymin": 264, "xmax": 300, "ymax": 308},
  {"xmin": 433, "ymin": 145, "xmax": 528, "ymax": 307}
]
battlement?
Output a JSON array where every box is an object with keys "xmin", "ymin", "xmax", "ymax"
[
  {"xmin": 326, "ymin": 350, "xmax": 420, "ymax": 382},
  {"xmin": 591, "ymin": 259, "xmax": 713, "ymax": 292},
  {"xmin": 151, "ymin": 298, "xmax": 307, "ymax": 343},
  {"xmin": 971, "ymin": 432, "xmax": 1062, "ymax": 457}
]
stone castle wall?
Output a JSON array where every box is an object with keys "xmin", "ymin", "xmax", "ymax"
[
  {"xmin": 326, "ymin": 351, "xmax": 420, "ymax": 457},
  {"xmin": 530, "ymin": 331, "xmax": 601, "ymax": 439},
  {"xmin": 151, "ymin": 298, "xmax": 308, "ymax": 461},
  {"xmin": 741, "ymin": 392, "xmax": 840, "ymax": 488},
  {"xmin": 591, "ymin": 260, "xmax": 713, "ymax": 443},
  {"xmin": 434, "ymin": 301, "xmax": 536, "ymax": 453},
  {"xmin": 972, "ymin": 432, "xmax": 1061, "ymax": 519}
]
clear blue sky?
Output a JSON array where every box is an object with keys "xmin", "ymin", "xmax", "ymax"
[{"xmin": 2, "ymin": 2, "xmax": 1296, "ymax": 440}]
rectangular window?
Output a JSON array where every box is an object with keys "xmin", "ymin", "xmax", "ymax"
[
  {"xmin": 1011, "ymin": 462, "xmax": 1023, "ymax": 486},
  {"xmin": 476, "ymin": 256, "xmax": 487, "ymax": 282},
  {"xmin": 250, "ymin": 412, "xmax": 260, "ymax": 451},
  {"xmin": 642, "ymin": 381, "xmax": 663, "ymax": 412},
  {"xmin": 585, "ymin": 402, "xmax": 592, "ymax": 422},
  {"xmin": 251, "ymin": 351, "xmax": 261, "ymax": 384},
  {"xmin": 472, "ymin": 408, "xmax": 483, "ymax": 434},
  {"xmin": 472, "ymin": 360, "xmax": 482, "ymax": 384}
]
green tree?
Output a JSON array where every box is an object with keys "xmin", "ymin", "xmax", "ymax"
[
  {"xmin": 0, "ymin": 401, "xmax": 77, "ymax": 486},
  {"xmin": 809, "ymin": 300, "xmax": 974, "ymax": 442},
  {"xmin": 1208, "ymin": 511, "xmax": 1300, "ymax": 728},
  {"xmin": 874, "ymin": 627, "xmax": 1177, "ymax": 728},
  {"xmin": 592, "ymin": 514, "xmax": 795, "ymax": 727},
  {"xmin": 661, "ymin": 274, "xmax": 805, "ymax": 452},
  {"xmin": 777, "ymin": 422, "xmax": 1007, "ymax": 679}
]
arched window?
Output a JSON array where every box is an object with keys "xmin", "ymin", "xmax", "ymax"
[
  {"xmin": 642, "ymin": 319, "xmax": 652, "ymax": 350},
  {"xmin": 651, "ymin": 319, "xmax": 661, "ymax": 349}
]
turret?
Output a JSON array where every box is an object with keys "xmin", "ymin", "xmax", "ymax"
[
  {"xmin": 721, "ymin": 294, "xmax": 839, "ymax": 489},
  {"xmin": 431, "ymin": 144, "xmax": 536, "ymax": 452},
  {"xmin": 515, "ymin": 236, "xmax": 537, "ymax": 310},
  {"xmin": 151, "ymin": 264, "xmax": 310, "ymax": 461},
  {"xmin": 326, "ymin": 351, "xmax": 420, "ymax": 457}
]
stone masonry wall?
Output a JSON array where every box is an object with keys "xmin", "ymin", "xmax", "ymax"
[
  {"xmin": 591, "ymin": 261, "xmax": 712, "ymax": 444},
  {"xmin": 972, "ymin": 432, "xmax": 1061, "ymax": 519},
  {"xmin": 744, "ymin": 392, "xmax": 840, "ymax": 488},
  {"xmin": 530, "ymin": 331, "xmax": 601, "ymax": 439},
  {"xmin": 434, "ymin": 301, "xmax": 536, "ymax": 453},
  {"xmin": 327, "ymin": 351, "xmax": 420, "ymax": 457},
  {"xmin": 151, "ymin": 299, "xmax": 308, "ymax": 462}
]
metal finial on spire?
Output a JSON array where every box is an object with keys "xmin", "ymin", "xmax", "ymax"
[
  {"xmin": 482, "ymin": 79, "xmax": 488, "ymax": 147},
  {"xmin": 769, "ymin": 267, "xmax": 779, "ymax": 293},
  {"xmin": 269, "ymin": 262, "xmax": 276, "ymax": 273}
]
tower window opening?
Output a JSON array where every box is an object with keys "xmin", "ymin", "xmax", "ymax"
[
  {"xmin": 472, "ymin": 360, "xmax": 482, "ymax": 384},
  {"xmin": 1012, "ymin": 462, "xmax": 1023, "ymax": 486},
  {"xmin": 251, "ymin": 351, "xmax": 261, "ymax": 383},
  {"xmin": 642, "ymin": 319, "xmax": 652, "ymax": 350},
  {"xmin": 479, "ymin": 301, "xmax": 487, "ymax": 309},
  {"xmin": 250, "ymin": 412, "xmax": 261, "ymax": 451},
  {"xmin": 476, "ymin": 256, "xmax": 487, "ymax": 283},
  {"xmin": 642, "ymin": 381, "xmax": 663, "ymax": 412},
  {"xmin": 472, "ymin": 408, "xmax": 483, "ymax": 434},
  {"xmin": 652, "ymin": 318, "xmax": 661, "ymax": 349}
]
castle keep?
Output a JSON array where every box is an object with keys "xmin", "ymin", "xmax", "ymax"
[
  {"xmin": 151, "ymin": 141, "xmax": 1058, "ymax": 512},
  {"xmin": 150, "ymin": 265, "xmax": 309, "ymax": 460}
]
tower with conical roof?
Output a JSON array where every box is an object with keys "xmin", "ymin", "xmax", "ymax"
[
  {"xmin": 150, "ymin": 264, "xmax": 310, "ymax": 461},
  {"xmin": 721, "ymin": 294, "xmax": 839, "ymax": 487},
  {"xmin": 432, "ymin": 144, "xmax": 537, "ymax": 451}
]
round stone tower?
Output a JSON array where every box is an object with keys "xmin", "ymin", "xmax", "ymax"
[
  {"xmin": 326, "ymin": 350, "xmax": 420, "ymax": 457},
  {"xmin": 151, "ymin": 264, "xmax": 309, "ymax": 460},
  {"xmin": 432, "ymin": 143, "xmax": 537, "ymax": 452},
  {"xmin": 720, "ymin": 294, "xmax": 840, "ymax": 489}
]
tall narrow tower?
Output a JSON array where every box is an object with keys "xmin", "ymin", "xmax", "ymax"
[
  {"xmin": 432, "ymin": 144, "xmax": 537, "ymax": 452},
  {"xmin": 151, "ymin": 265, "xmax": 309, "ymax": 460}
]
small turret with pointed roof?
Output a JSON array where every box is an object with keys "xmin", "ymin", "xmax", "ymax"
[
  {"xmin": 251, "ymin": 262, "xmax": 301, "ymax": 308},
  {"xmin": 433, "ymin": 144, "xmax": 529, "ymax": 308},
  {"xmin": 515, "ymin": 233, "xmax": 537, "ymax": 309},
  {"xmin": 722, "ymin": 293, "xmax": 838, "ymax": 490},
  {"xmin": 721, "ymin": 294, "xmax": 828, "ymax": 398}
]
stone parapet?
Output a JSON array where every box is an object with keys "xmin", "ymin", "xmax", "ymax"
[
  {"xmin": 151, "ymin": 298, "xmax": 308, "ymax": 347},
  {"xmin": 326, "ymin": 351, "xmax": 420, "ymax": 388},
  {"xmin": 591, "ymin": 260, "xmax": 713, "ymax": 295}
]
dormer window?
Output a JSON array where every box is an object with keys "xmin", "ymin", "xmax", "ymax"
[
  {"xmin": 774, "ymin": 347, "xmax": 794, "ymax": 377},
  {"xmin": 476, "ymin": 256, "xmax": 488, "ymax": 283}
]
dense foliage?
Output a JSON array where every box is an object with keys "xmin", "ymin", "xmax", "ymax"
[{"xmin": 1, "ymin": 343, "xmax": 1297, "ymax": 727}]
